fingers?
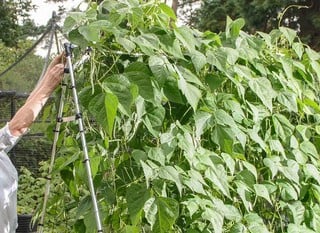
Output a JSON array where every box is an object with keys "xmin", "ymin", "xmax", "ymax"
[{"xmin": 43, "ymin": 63, "xmax": 65, "ymax": 89}]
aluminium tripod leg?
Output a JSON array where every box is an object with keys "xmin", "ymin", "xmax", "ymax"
[
  {"xmin": 64, "ymin": 43, "xmax": 103, "ymax": 232},
  {"xmin": 38, "ymin": 82, "xmax": 67, "ymax": 233}
]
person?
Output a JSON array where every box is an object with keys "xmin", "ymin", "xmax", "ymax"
[{"xmin": 0, "ymin": 53, "xmax": 65, "ymax": 233}]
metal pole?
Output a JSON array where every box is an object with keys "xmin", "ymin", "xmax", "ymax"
[
  {"xmin": 64, "ymin": 43, "xmax": 103, "ymax": 232},
  {"xmin": 37, "ymin": 83, "xmax": 66, "ymax": 233}
]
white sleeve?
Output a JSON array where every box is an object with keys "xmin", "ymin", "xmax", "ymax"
[{"xmin": 0, "ymin": 123, "xmax": 20, "ymax": 153}]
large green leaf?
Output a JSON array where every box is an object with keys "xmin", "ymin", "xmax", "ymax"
[
  {"xmin": 174, "ymin": 26, "xmax": 197, "ymax": 52},
  {"xmin": 126, "ymin": 183, "xmax": 151, "ymax": 225},
  {"xmin": 102, "ymin": 74, "xmax": 134, "ymax": 115},
  {"xmin": 152, "ymin": 197, "xmax": 179, "ymax": 233},
  {"xmin": 63, "ymin": 12, "xmax": 86, "ymax": 33},
  {"xmin": 143, "ymin": 103, "xmax": 165, "ymax": 136},
  {"xmin": 158, "ymin": 166, "xmax": 183, "ymax": 195},
  {"xmin": 272, "ymin": 113, "xmax": 295, "ymax": 141},
  {"xmin": 254, "ymin": 184, "xmax": 272, "ymax": 204},
  {"xmin": 148, "ymin": 55, "xmax": 174, "ymax": 86},
  {"xmin": 125, "ymin": 62, "xmax": 155, "ymax": 101},
  {"xmin": 177, "ymin": 71, "xmax": 202, "ymax": 110},
  {"xmin": 105, "ymin": 92, "xmax": 119, "ymax": 136},
  {"xmin": 248, "ymin": 77, "xmax": 276, "ymax": 112},
  {"xmin": 205, "ymin": 164, "xmax": 231, "ymax": 198},
  {"xmin": 202, "ymin": 208, "xmax": 224, "ymax": 233},
  {"xmin": 244, "ymin": 213, "xmax": 270, "ymax": 233},
  {"xmin": 88, "ymin": 93, "xmax": 108, "ymax": 129},
  {"xmin": 159, "ymin": 35, "xmax": 184, "ymax": 59},
  {"xmin": 133, "ymin": 33, "xmax": 160, "ymax": 55}
]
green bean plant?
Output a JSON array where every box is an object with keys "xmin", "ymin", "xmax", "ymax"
[{"xmin": 37, "ymin": 0, "xmax": 320, "ymax": 232}]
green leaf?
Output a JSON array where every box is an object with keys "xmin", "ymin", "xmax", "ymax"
[
  {"xmin": 143, "ymin": 197, "xmax": 157, "ymax": 228},
  {"xmin": 306, "ymin": 47, "xmax": 320, "ymax": 61},
  {"xmin": 310, "ymin": 205, "xmax": 320, "ymax": 232},
  {"xmin": 287, "ymin": 201, "xmax": 305, "ymax": 225},
  {"xmin": 191, "ymin": 50, "xmax": 207, "ymax": 73},
  {"xmin": 229, "ymin": 223, "xmax": 247, "ymax": 233},
  {"xmin": 176, "ymin": 65, "xmax": 203, "ymax": 87},
  {"xmin": 211, "ymin": 125, "xmax": 234, "ymax": 153},
  {"xmin": 148, "ymin": 55, "xmax": 174, "ymax": 85},
  {"xmin": 277, "ymin": 91, "xmax": 298, "ymax": 112},
  {"xmin": 254, "ymin": 184, "xmax": 272, "ymax": 204},
  {"xmin": 158, "ymin": 166, "xmax": 183, "ymax": 195},
  {"xmin": 141, "ymin": 161, "xmax": 156, "ymax": 188},
  {"xmin": 133, "ymin": 33, "xmax": 160, "ymax": 55},
  {"xmin": 280, "ymin": 56, "xmax": 293, "ymax": 80},
  {"xmin": 122, "ymin": 225, "xmax": 140, "ymax": 233},
  {"xmin": 304, "ymin": 164, "xmax": 320, "ymax": 185},
  {"xmin": 292, "ymin": 42, "xmax": 304, "ymax": 59},
  {"xmin": 278, "ymin": 181, "xmax": 298, "ymax": 201},
  {"xmin": 300, "ymin": 141, "xmax": 319, "ymax": 159},
  {"xmin": 117, "ymin": 37, "xmax": 136, "ymax": 53},
  {"xmin": 194, "ymin": 111, "xmax": 212, "ymax": 139},
  {"xmin": 174, "ymin": 26, "xmax": 197, "ymax": 52},
  {"xmin": 205, "ymin": 73, "xmax": 226, "ymax": 91},
  {"xmin": 143, "ymin": 103, "xmax": 165, "ymax": 136},
  {"xmin": 159, "ymin": 35, "xmax": 184, "ymax": 59},
  {"xmin": 63, "ymin": 12, "xmax": 86, "ymax": 33},
  {"xmin": 78, "ymin": 25, "xmax": 100, "ymax": 42},
  {"xmin": 86, "ymin": 91, "xmax": 117, "ymax": 136},
  {"xmin": 248, "ymin": 77, "xmax": 276, "ymax": 112},
  {"xmin": 126, "ymin": 183, "xmax": 151, "ymax": 225},
  {"xmin": 125, "ymin": 62, "xmax": 154, "ymax": 101},
  {"xmin": 103, "ymin": 74, "xmax": 133, "ymax": 115},
  {"xmin": 221, "ymin": 153, "xmax": 235, "ymax": 175},
  {"xmin": 280, "ymin": 160, "xmax": 300, "ymax": 184},
  {"xmin": 163, "ymin": 76, "xmax": 184, "ymax": 103},
  {"xmin": 272, "ymin": 114, "xmax": 295, "ymax": 141},
  {"xmin": 184, "ymin": 170, "xmax": 206, "ymax": 195},
  {"xmin": 287, "ymin": 224, "xmax": 315, "ymax": 233},
  {"xmin": 214, "ymin": 109, "xmax": 246, "ymax": 148},
  {"xmin": 177, "ymin": 71, "xmax": 202, "ymax": 110},
  {"xmin": 147, "ymin": 147, "xmax": 165, "ymax": 166},
  {"xmin": 249, "ymin": 126, "xmax": 267, "ymax": 151},
  {"xmin": 280, "ymin": 26, "xmax": 297, "ymax": 45},
  {"xmin": 153, "ymin": 197, "xmax": 179, "ymax": 233},
  {"xmin": 205, "ymin": 165, "xmax": 231, "ymax": 198},
  {"xmin": 263, "ymin": 157, "xmax": 280, "ymax": 178},
  {"xmin": 244, "ymin": 213, "xmax": 270, "ymax": 233},
  {"xmin": 88, "ymin": 93, "xmax": 108, "ymax": 129},
  {"xmin": 227, "ymin": 17, "xmax": 245, "ymax": 38},
  {"xmin": 105, "ymin": 92, "xmax": 118, "ymax": 136},
  {"xmin": 206, "ymin": 48, "xmax": 228, "ymax": 72},
  {"xmin": 76, "ymin": 195, "xmax": 92, "ymax": 219},
  {"xmin": 159, "ymin": 3, "xmax": 177, "ymax": 20},
  {"xmin": 202, "ymin": 208, "xmax": 224, "ymax": 233},
  {"xmin": 236, "ymin": 181, "xmax": 252, "ymax": 212}
]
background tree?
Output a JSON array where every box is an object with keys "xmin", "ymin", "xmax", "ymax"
[
  {"xmin": 0, "ymin": 0, "xmax": 44, "ymax": 47},
  {"xmin": 188, "ymin": 0, "xmax": 320, "ymax": 49}
]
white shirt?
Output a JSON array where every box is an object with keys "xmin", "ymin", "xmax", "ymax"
[{"xmin": 0, "ymin": 124, "xmax": 20, "ymax": 233}]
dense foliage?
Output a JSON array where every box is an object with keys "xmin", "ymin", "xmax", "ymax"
[
  {"xmin": 37, "ymin": 0, "xmax": 320, "ymax": 232},
  {"xmin": 189, "ymin": 0, "xmax": 320, "ymax": 50}
]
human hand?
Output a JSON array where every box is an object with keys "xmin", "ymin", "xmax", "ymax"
[
  {"xmin": 47, "ymin": 52, "xmax": 66, "ymax": 72},
  {"xmin": 42, "ymin": 63, "xmax": 65, "ymax": 90}
]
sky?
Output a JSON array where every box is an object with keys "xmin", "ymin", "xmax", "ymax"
[
  {"xmin": 29, "ymin": 0, "xmax": 85, "ymax": 56},
  {"xmin": 30, "ymin": 0, "xmax": 84, "ymax": 26}
]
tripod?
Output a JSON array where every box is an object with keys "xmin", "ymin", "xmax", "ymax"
[{"xmin": 38, "ymin": 43, "xmax": 103, "ymax": 233}]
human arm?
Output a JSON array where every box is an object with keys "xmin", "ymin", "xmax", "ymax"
[{"xmin": 8, "ymin": 54, "xmax": 65, "ymax": 137}]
